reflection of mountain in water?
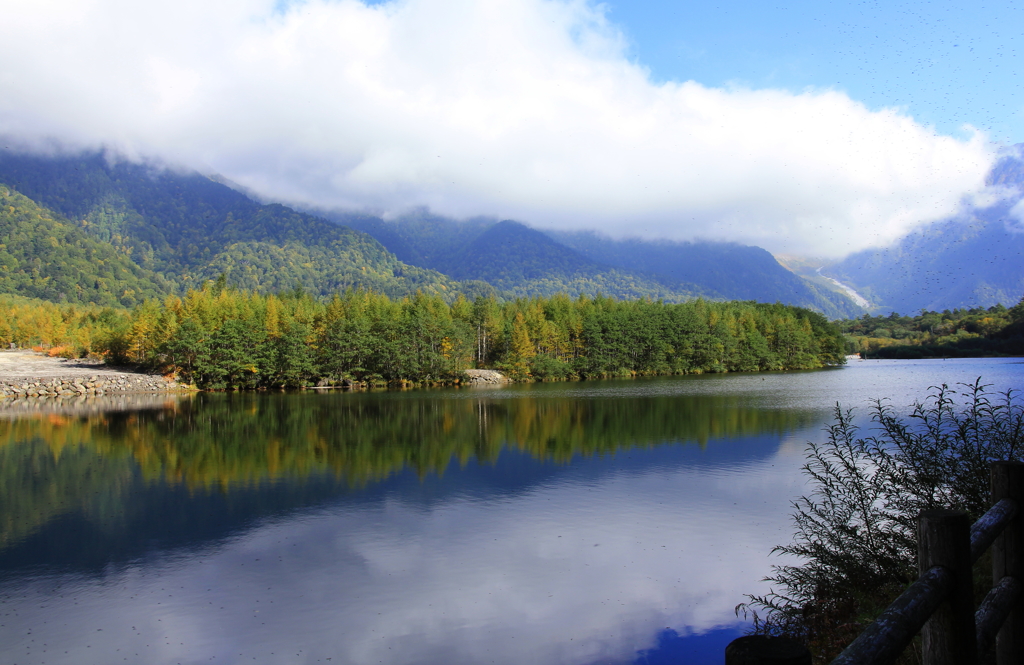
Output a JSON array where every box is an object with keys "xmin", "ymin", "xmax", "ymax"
[{"xmin": 0, "ymin": 390, "xmax": 817, "ymax": 572}]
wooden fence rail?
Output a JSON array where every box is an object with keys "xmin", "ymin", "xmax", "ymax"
[{"xmin": 830, "ymin": 461, "xmax": 1024, "ymax": 665}]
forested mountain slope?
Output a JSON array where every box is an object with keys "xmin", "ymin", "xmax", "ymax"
[
  {"xmin": 329, "ymin": 211, "xmax": 708, "ymax": 301},
  {"xmin": 335, "ymin": 210, "xmax": 493, "ymax": 270},
  {"xmin": 430, "ymin": 220, "xmax": 709, "ymax": 301},
  {"xmin": 550, "ymin": 231, "xmax": 863, "ymax": 319},
  {"xmin": 825, "ymin": 146, "xmax": 1024, "ymax": 314},
  {"xmin": 0, "ymin": 150, "xmax": 482, "ymax": 300},
  {"xmin": 332, "ymin": 209, "xmax": 861, "ymax": 316},
  {"xmin": 0, "ymin": 185, "xmax": 168, "ymax": 307}
]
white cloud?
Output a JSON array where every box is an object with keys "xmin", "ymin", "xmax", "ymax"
[{"xmin": 0, "ymin": 0, "xmax": 999, "ymax": 256}]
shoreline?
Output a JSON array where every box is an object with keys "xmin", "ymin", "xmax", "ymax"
[{"xmin": 0, "ymin": 350, "xmax": 868, "ymax": 400}]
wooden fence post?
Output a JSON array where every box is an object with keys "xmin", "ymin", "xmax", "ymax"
[
  {"xmin": 918, "ymin": 509, "xmax": 976, "ymax": 665},
  {"xmin": 991, "ymin": 461, "xmax": 1024, "ymax": 664}
]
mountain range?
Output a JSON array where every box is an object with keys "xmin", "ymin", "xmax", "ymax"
[
  {"xmin": 0, "ymin": 150, "xmax": 494, "ymax": 305},
  {"xmin": 324, "ymin": 208, "xmax": 864, "ymax": 318},
  {"xmin": 0, "ymin": 148, "xmax": 864, "ymax": 316},
  {"xmin": 3, "ymin": 145, "xmax": 1020, "ymax": 319},
  {"xmin": 320, "ymin": 210, "xmax": 701, "ymax": 303}
]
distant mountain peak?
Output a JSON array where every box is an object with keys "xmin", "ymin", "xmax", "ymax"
[{"xmin": 986, "ymin": 143, "xmax": 1024, "ymax": 188}]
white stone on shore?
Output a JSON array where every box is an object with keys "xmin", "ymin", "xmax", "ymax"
[{"xmin": 463, "ymin": 369, "xmax": 510, "ymax": 385}]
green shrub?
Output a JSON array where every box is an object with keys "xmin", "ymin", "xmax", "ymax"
[{"xmin": 742, "ymin": 380, "xmax": 1024, "ymax": 662}]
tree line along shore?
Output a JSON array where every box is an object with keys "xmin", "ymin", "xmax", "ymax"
[
  {"xmin": 0, "ymin": 285, "xmax": 845, "ymax": 390},
  {"xmin": 838, "ymin": 299, "xmax": 1024, "ymax": 358}
]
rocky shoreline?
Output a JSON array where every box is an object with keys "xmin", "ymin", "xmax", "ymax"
[
  {"xmin": 0, "ymin": 351, "xmax": 510, "ymax": 401},
  {"xmin": 0, "ymin": 350, "xmax": 189, "ymax": 399},
  {"xmin": 0, "ymin": 374, "xmax": 184, "ymax": 398}
]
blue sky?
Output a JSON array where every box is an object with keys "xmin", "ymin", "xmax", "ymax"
[
  {"xmin": 1, "ymin": 0, "xmax": 1017, "ymax": 256},
  {"xmin": 608, "ymin": 0, "xmax": 1023, "ymax": 143}
]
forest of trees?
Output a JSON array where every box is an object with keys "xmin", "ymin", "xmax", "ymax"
[
  {"xmin": 0, "ymin": 285, "xmax": 846, "ymax": 389},
  {"xmin": 838, "ymin": 298, "xmax": 1024, "ymax": 357},
  {"xmin": 0, "ymin": 185, "xmax": 170, "ymax": 307}
]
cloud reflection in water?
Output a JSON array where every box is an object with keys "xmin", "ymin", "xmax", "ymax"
[{"xmin": 0, "ymin": 439, "xmax": 807, "ymax": 665}]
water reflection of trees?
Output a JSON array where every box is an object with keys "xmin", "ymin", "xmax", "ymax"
[
  {"xmin": 0, "ymin": 391, "xmax": 817, "ymax": 548},
  {"xmin": 0, "ymin": 436, "xmax": 136, "ymax": 550}
]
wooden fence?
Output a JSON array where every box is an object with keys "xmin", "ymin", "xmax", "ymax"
[
  {"xmin": 830, "ymin": 461, "xmax": 1023, "ymax": 664},
  {"xmin": 726, "ymin": 461, "xmax": 1024, "ymax": 665}
]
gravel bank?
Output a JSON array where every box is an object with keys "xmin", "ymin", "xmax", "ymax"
[{"xmin": 0, "ymin": 350, "xmax": 190, "ymax": 398}]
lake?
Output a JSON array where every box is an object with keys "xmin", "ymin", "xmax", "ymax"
[{"xmin": 1, "ymin": 358, "xmax": 1022, "ymax": 665}]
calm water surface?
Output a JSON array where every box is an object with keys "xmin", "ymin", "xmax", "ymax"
[{"xmin": 0, "ymin": 358, "xmax": 1021, "ymax": 665}]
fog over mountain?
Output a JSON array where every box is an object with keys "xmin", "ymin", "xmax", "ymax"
[
  {"xmin": 0, "ymin": 0, "xmax": 999, "ymax": 257},
  {"xmin": 822, "ymin": 146, "xmax": 1024, "ymax": 314}
]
